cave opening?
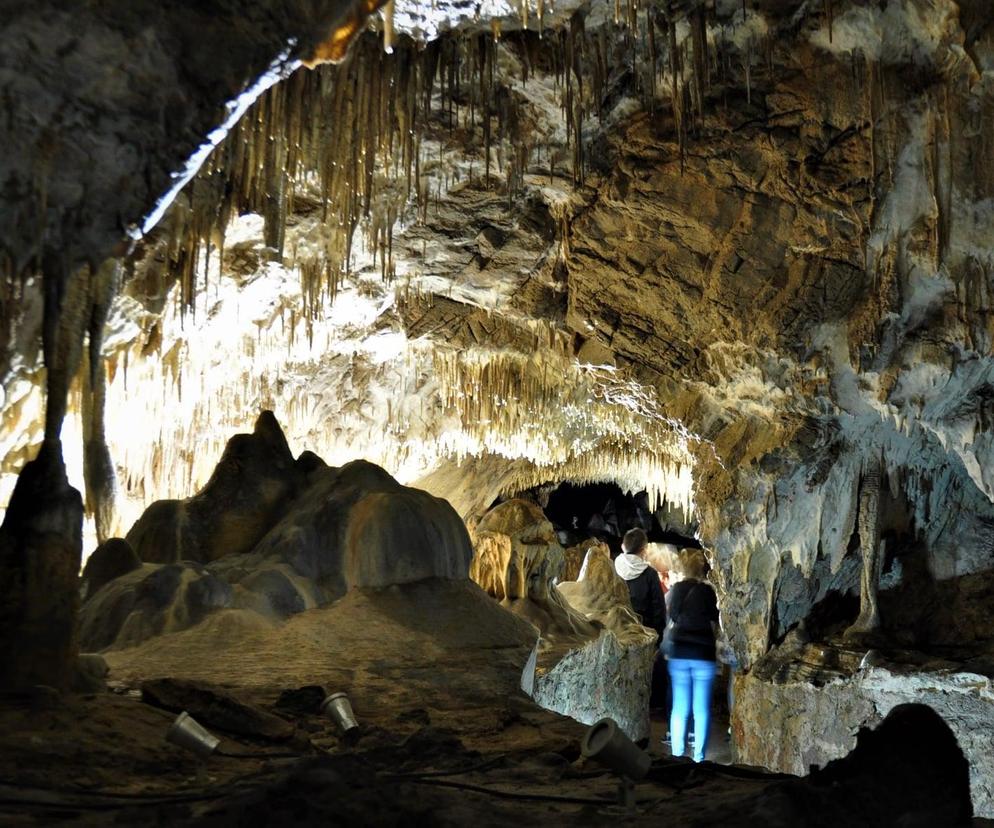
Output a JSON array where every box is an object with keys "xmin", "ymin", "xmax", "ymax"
[{"xmin": 498, "ymin": 480, "xmax": 700, "ymax": 557}]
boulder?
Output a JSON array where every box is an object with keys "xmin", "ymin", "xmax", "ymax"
[{"xmin": 81, "ymin": 537, "xmax": 141, "ymax": 600}]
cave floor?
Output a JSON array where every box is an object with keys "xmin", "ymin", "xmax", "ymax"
[
  {"xmin": 0, "ymin": 580, "xmax": 750, "ymax": 824},
  {"xmin": 1, "ymin": 581, "xmax": 989, "ymax": 825}
]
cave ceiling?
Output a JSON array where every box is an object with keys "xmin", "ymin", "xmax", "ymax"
[{"xmin": 4, "ymin": 0, "xmax": 994, "ymax": 663}]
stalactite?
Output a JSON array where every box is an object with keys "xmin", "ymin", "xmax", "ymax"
[
  {"xmin": 667, "ymin": 19, "xmax": 685, "ymax": 170},
  {"xmin": 81, "ymin": 260, "xmax": 120, "ymax": 544},
  {"xmin": 690, "ymin": 7, "xmax": 709, "ymax": 131},
  {"xmin": 41, "ymin": 256, "xmax": 89, "ymax": 442}
]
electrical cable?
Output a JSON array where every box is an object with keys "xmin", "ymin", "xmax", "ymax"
[
  {"xmin": 402, "ymin": 775, "xmax": 669, "ymax": 808},
  {"xmin": 386, "ymin": 754, "xmax": 508, "ymax": 779},
  {"xmin": 0, "ymin": 764, "xmax": 288, "ymax": 806},
  {"xmin": 215, "ymin": 748, "xmax": 304, "ymax": 760},
  {"xmin": 403, "ymin": 776, "xmax": 613, "ymax": 805}
]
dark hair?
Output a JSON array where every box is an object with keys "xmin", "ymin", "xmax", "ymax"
[{"xmin": 622, "ymin": 528, "xmax": 648, "ymax": 556}]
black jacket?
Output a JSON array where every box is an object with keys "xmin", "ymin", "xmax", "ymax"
[
  {"xmin": 623, "ymin": 567, "xmax": 667, "ymax": 641},
  {"xmin": 664, "ymin": 579, "xmax": 719, "ymax": 661}
]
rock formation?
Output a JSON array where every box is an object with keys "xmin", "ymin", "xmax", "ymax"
[
  {"xmin": 80, "ymin": 412, "xmax": 473, "ymax": 650},
  {"xmin": 470, "ymin": 499, "xmax": 656, "ymax": 740},
  {"xmin": 2, "ymin": 0, "xmax": 994, "ymax": 819}
]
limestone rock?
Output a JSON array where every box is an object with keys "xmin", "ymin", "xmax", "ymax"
[
  {"xmin": 558, "ymin": 545, "xmax": 651, "ymax": 645},
  {"xmin": 126, "ymin": 411, "xmax": 303, "ymax": 565},
  {"xmin": 80, "ymin": 419, "xmax": 474, "ymax": 650},
  {"xmin": 531, "ymin": 623, "xmax": 655, "ymax": 743},
  {"xmin": 473, "ymin": 500, "xmax": 655, "ymax": 740},
  {"xmin": 0, "ymin": 440, "xmax": 83, "ymax": 691},
  {"xmin": 241, "ymin": 458, "xmax": 472, "ymax": 599},
  {"xmin": 345, "ymin": 488, "xmax": 473, "ymax": 588},
  {"xmin": 81, "ymin": 537, "xmax": 141, "ymax": 601},
  {"xmin": 470, "ymin": 498, "xmax": 595, "ymax": 643},
  {"xmin": 560, "ymin": 537, "xmax": 604, "ymax": 583},
  {"xmin": 80, "ymin": 562, "xmax": 235, "ymax": 651},
  {"xmin": 555, "ymin": 545, "xmax": 658, "ymax": 740},
  {"xmin": 691, "ymin": 704, "xmax": 973, "ymax": 827},
  {"xmin": 735, "ymin": 647, "xmax": 994, "ymax": 818}
]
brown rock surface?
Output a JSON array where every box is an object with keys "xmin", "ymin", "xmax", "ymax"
[{"xmin": 126, "ymin": 411, "xmax": 302, "ymax": 565}]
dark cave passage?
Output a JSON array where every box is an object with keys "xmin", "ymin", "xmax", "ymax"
[{"xmin": 504, "ymin": 481, "xmax": 701, "ymax": 556}]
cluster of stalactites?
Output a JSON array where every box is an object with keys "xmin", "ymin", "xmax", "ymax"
[
  {"xmin": 427, "ymin": 340, "xmax": 696, "ymax": 515},
  {"xmin": 143, "ymin": 2, "xmax": 783, "ymax": 322},
  {"xmin": 150, "ymin": 29, "xmax": 580, "ymax": 321}
]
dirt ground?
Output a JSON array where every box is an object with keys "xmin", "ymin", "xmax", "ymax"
[{"xmin": 0, "ymin": 580, "xmax": 985, "ymax": 825}]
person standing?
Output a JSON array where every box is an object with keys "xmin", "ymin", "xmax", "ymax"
[
  {"xmin": 662, "ymin": 548, "xmax": 719, "ymax": 762},
  {"xmin": 615, "ymin": 528, "xmax": 668, "ymax": 719},
  {"xmin": 614, "ymin": 528, "xmax": 667, "ymax": 640}
]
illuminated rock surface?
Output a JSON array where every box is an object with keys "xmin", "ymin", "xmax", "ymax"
[
  {"xmin": 735, "ymin": 642, "xmax": 994, "ymax": 818},
  {"xmin": 2, "ymin": 0, "xmax": 994, "ymax": 822}
]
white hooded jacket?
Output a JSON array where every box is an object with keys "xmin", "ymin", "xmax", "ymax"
[{"xmin": 614, "ymin": 552, "xmax": 649, "ymax": 581}]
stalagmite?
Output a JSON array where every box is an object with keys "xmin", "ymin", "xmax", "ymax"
[{"xmin": 844, "ymin": 452, "xmax": 884, "ymax": 641}]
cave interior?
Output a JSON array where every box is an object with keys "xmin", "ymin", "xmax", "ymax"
[{"xmin": 1, "ymin": 0, "xmax": 993, "ymax": 824}]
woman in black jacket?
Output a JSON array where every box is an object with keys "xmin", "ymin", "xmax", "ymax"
[{"xmin": 662, "ymin": 548, "xmax": 719, "ymax": 762}]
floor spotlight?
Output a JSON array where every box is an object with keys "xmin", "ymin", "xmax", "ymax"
[
  {"xmin": 581, "ymin": 717, "xmax": 651, "ymax": 815},
  {"xmin": 166, "ymin": 711, "xmax": 220, "ymax": 757}
]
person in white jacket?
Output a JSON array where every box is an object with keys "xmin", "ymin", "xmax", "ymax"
[{"xmin": 614, "ymin": 528, "xmax": 667, "ymax": 641}]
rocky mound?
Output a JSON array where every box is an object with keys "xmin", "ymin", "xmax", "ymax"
[{"xmin": 80, "ymin": 412, "xmax": 473, "ymax": 651}]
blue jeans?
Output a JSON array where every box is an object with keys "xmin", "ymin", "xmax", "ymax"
[{"xmin": 668, "ymin": 657, "xmax": 716, "ymax": 762}]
